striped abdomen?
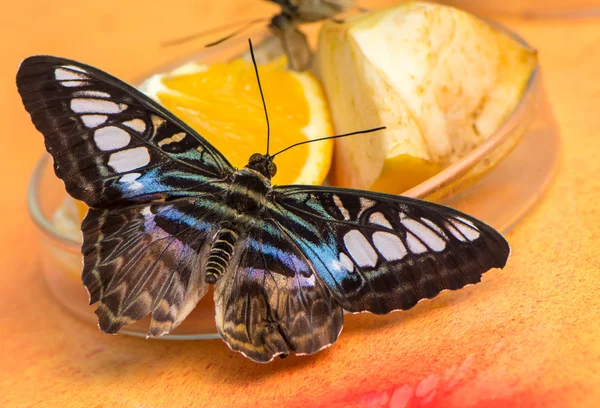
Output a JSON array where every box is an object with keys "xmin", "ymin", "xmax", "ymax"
[{"xmin": 206, "ymin": 227, "xmax": 239, "ymax": 284}]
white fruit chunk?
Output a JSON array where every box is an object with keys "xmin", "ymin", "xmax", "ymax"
[{"xmin": 316, "ymin": 1, "xmax": 537, "ymax": 191}]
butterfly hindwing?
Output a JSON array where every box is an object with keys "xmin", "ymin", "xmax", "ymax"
[
  {"xmin": 81, "ymin": 196, "xmax": 221, "ymax": 336},
  {"xmin": 269, "ymin": 186, "xmax": 510, "ymax": 314},
  {"xmin": 17, "ymin": 56, "xmax": 233, "ymax": 207},
  {"xmin": 214, "ymin": 220, "xmax": 344, "ymax": 362}
]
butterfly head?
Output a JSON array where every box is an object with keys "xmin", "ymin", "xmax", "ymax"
[{"xmin": 246, "ymin": 153, "xmax": 277, "ymax": 179}]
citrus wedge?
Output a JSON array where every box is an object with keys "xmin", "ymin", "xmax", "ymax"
[{"xmin": 143, "ymin": 57, "xmax": 333, "ymax": 186}]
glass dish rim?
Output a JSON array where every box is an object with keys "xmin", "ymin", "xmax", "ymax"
[{"xmin": 27, "ymin": 20, "xmax": 540, "ymax": 251}]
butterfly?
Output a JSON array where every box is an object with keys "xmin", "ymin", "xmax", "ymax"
[
  {"xmin": 17, "ymin": 42, "xmax": 510, "ymax": 363},
  {"xmin": 165, "ymin": 0, "xmax": 357, "ymax": 71}
]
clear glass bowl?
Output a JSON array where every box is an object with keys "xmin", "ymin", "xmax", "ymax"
[{"xmin": 27, "ymin": 24, "xmax": 559, "ymax": 340}]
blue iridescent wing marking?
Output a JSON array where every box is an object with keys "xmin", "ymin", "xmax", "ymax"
[
  {"xmin": 16, "ymin": 55, "xmax": 234, "ymax": 207},
  {"xmin": 214, "ymin": 221, "xmax": 344, "ymax": 362},
  {"xmin": 269, "ymin": 186, "xmax": 510, "ymax": 315}
]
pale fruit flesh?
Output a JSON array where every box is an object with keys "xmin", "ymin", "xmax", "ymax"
[{"xmin": 316, "ymin": 1, "xmax": 537, "ymax": 194}]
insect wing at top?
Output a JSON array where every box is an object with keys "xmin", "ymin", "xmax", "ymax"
[
  {"xmin": 266, "ymin": 0, "xmax": 356, "ymax": 70},
  {"xmin": 267, "ymin": 0, "xmax": 355, "ymax": 23},
  {"xmin": 162, "ymin": 1, "xmax": 356, "ymax": 71}
]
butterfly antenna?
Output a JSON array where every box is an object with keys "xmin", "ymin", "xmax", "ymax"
[
  {"xmin": 271, "ymin": 126, "xmax": 386, "ymax": 159},
  {"xmin": 162, "ymin": 18, "xmax": 268, "ymax": 47},
  {"xmin": 248, "ymin": 38, "xmax": 272, "ymax": 156}
]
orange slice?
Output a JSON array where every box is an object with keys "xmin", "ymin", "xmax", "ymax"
[{"xmin": 143, "ymin": 57, "xmax": 333, "ymax": 186}]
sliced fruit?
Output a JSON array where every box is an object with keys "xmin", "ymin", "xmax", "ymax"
[
  {"xmin": 316, "ymin": 1, "xmax": 537, "ymax": 194},
  {"xmin": 143, "ymin": 57, "xmax": 333, "ymax": 186}
]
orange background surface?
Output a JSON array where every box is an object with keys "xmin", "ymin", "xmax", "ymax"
[{"xmin": 1, "ymin": 1, "xmax": 599, "ymax": 407}]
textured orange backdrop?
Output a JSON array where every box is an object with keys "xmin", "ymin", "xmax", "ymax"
[{"xmin": 1, "ymin": 1, "xmax": 599, "ymax": 407}]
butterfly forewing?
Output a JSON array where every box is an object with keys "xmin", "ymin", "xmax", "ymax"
[
  {"xmin": 269, "ymin": 186, "xmax": 510, "ymax": 314},
  {"xmin": 17, "ymin": 56, "xmax": 233, "ymax": 207}
]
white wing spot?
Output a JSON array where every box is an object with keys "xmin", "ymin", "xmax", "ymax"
[
  {"xmin": 455, "ymin": 216, "xmax": 478, "ymax": 229},
  {"xmin": 359, "ymin": 197, "xmax": 376, "ymax": 216},
  {"xmin": 122, "ymin": 119, "xmax": 146, "ymax": 133},
  {"xmin": 406, "ymin": 232, "xmax": 428, "ymax": 254},
  {"xmin": 402, "ymin": 218, "xmax": 446, "ymax": 252},
  {"xmin": 119, "ymin": 172, "xmax": 141, "ymax": 183},
  {"xmin": 94, "ymin": 126, "xmax": 131, "ymax": 151},
  {"xmin": 333, "ymin": 195, "xmax": 350, "ymax": 220},
  {"xmin": 449, "ymin": 218, "xmax": 480, "ymax": 241},
  {"xmin": 343, "ymin": 230, "xmax": 377, "ymax": 268},
  {"xmin": 81, "ymin": 114, "xmax": 108, "ymax": 128},
  {"xmin": 339, "ymin": 253, "xmax": 354, "ymax": 272},
  {"xmin": 55, "ymin": 67, "xmax": 88, "ymax": 81},
  {"xmin": 61, "ymin": 65, "xmax": 88, "ymax": 74},
  {"xmin": 151, "ymin": 115, "xmax": 166, "ymax": 131},
  {"xmin": 158, "ymin": 132, "xmax": 186, "ymax": 147},
  {"xmin": 369, "ymin": 212, "xmax": 392, "ymax": 229},
  {"xmin": 73, "ymin": 90, "xmax": 110, "ymax": 98},
  {"xmin": 421, "ymin": 218, "xmax": 448, "ymax": 240},
  {"xmin": 373, "ymin": 231, "xmax": 407, "ymax": 261},
  {"xmin": 444, "ymin": 221, "xmax": 467, "ymax": 242},
  {"xmin": 108, "ymin": 147, "xmax": 150, "ymax": 173},
  {"xmin": 119, "ymin": 172, "xmax": 144, "ymax": 191},
  {"xmin": 71, "ymin": 98, "xmax": 127, "ymax": 114},
  {"xmin": 59, "ymin": 80, "xmax": 89, "ymax": 87}
]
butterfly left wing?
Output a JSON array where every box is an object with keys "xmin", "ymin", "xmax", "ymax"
[
  {"xmin": 17, "ymin": 55, "xmax": 234, "ymax": 208},
  {"xmin": 17, "ymin": 56, "xmax": 233, "ymax": 336},
  {"xmin": 214, "ymin": 220, "xmax": 344, "ymax": 363},
  {"xmin": 268, "ymin": 186, "xmax": 510, "ymax": 315}
]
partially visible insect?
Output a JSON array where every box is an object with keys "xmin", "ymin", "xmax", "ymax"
[
  {"xmin": 165, "ymin": 0, "xmax": 358, "ymax": 71},
  {"xmin": 17, "ymin": 40, "xmax": 510, "ymax": 363},
  {"xmin": 266, "ymin": 0, "xmax": 356, "ymax": 70}
]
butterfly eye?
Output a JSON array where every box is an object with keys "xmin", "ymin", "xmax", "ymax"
[
  {"xmin": 268, "ymin": 161, "xmax": 277, "ymax": 177},
  {"xmin": 249, "ymin": 153, "xmax": 263, "ymax": 163}
]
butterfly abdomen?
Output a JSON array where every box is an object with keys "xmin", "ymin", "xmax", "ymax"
[{"xmin": 206, "ymin": 226, "xmax": 239, "ymax": 284}]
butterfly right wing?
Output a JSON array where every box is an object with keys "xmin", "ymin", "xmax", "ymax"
[
  {"xmin": 214, "ymin": 220, "xmax": 344, "ymax": 362},
  {"xmin": 17, "ymin": 55, "xmax": 234, "ymax": 208},
  {"xmin": 82, "ymin": 195, "xmax": 221, "ymax": 336},
  {"xmin": 269, "ymin": 186, "xmax": 510, "ymax": 315}
]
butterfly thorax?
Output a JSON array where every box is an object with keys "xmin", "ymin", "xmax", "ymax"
[{"xmin": 226, "ymin": 167, "xmax": 272, "ymax": 214}]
